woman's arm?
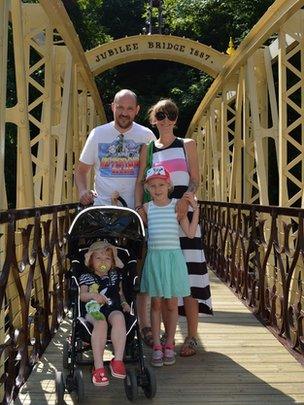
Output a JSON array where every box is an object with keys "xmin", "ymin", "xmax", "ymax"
[
  {"xmin": 176, "ymin": 139, "xmax": 199, "ymax": 220},
  {"xmin": 184, "ymin": 138, "xmax": 200, "ymax": 193},
  {"xmin": 134, "ymin": 143, "xmax": 148, "ymax": 219}
]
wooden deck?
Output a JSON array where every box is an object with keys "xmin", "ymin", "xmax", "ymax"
[{"xmin": 16, "ymin": 271, "xmax": 304, "ymax": 405}]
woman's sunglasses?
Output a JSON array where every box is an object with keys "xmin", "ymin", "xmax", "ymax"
[{"xmin": 155, "ymin": 111, "xmax": 177, "ymax": 121}]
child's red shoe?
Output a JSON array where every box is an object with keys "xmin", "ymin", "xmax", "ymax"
[
  {"xmin": 110, "ymin": 359, "xmax": 126, "ymax": 379},
  {"xmin": 92, "ymin": 367, "xmax": 109, "ymax": 386}
]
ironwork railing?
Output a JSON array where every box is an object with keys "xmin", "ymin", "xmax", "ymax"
[
  {"xmin": 200, "ymin": 201, "xmax": 304, "ymax": 362},
  {"xmin": 0, "ymin": 204, "xmax": 79, "ymax": 404},
  {"xmin": 1, "ymin": 200, "xmax": 304, "ymax": 402}
]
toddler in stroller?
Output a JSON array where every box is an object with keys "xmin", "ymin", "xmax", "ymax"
[
  {"xmin": 55, "ymin": 205, "xmax": 156, "ymax": 403},
  {"xmin": 80, "ymin": 240, "xmax": 130, "ymax": 385}
]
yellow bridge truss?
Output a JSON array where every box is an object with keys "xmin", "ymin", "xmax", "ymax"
[
  {"xmin": 1, "ymin": 1, "xmax": 304, "ymax": 402},
  {"xmin": 1, "ymin": 0, "xmax": 304, "ymax": 210}
]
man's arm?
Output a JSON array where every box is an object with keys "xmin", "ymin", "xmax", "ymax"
[
  {"xmin": 134, "ymin": 143, "xmax": 147, "ymax": 218},
  {"xmin": 75, "ymin": 161, "xmax": 97, "ymax": 205}
]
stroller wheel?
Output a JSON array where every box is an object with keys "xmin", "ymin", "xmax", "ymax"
[
  {"xmin": 125, "ymin": 338, "xmax": 139, "ymax": 361},
  {"xmin": 142, "ymin": 366, "xmax": 157, "ymax": 399},
  {"xmin": 55, "ymin": 371, "xmax": 65, "ymax": 404},
  {"xmin": 124, "ymin": 368, "xmax": 138, "ymax": 401},
  {"xmin": 63, "ymin": 340, "xmax": 70, "ymax": 369},
  {"xmin": 73, "ymin": 368, "xmax": 85, "ymax": 402}
]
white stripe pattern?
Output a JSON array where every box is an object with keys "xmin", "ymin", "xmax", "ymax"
[
  {"xmin": 147, "ymin": 199, "xmax": 180, "ymax": 250},
  {"xmin": 181, "ymin": 249, "xmax": 206, "ymax": 263},
  {"xmin": 153, "ymin": 148, "xmax": 186, "ymax": 161}
]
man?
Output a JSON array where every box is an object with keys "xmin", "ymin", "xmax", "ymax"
[{"xmin": 75, "ymin": 89, "xmax": 156, "ymax": 208}]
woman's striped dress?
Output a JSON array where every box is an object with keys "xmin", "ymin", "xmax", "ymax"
[{"xmin": 152, "ymin": 137, "xmax": 213, "ymax": 315}]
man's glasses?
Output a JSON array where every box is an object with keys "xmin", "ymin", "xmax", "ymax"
[{"xmin": 155, "ymin": 111, "xmax": 177, "ymax": 121}]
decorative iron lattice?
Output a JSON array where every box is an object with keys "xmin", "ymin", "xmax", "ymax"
[
  {"xmin": 0, "ymin": 203, "xmax": 78, "ymax": 403},
  {"xmin": 200, "ymin": 200, "xmax": 304, "ymax": 363}
]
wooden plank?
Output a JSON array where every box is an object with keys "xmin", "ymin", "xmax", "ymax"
[{"xmin": 17, "ymin": 270, "xmax": 304, "ymax": 405}]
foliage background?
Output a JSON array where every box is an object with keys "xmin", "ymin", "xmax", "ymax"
[
  {"xmin": 5, "ymin": 0, "xmax": 275, "ymax": 207},
  {"xmin": 63, "ymin": 0, "xmax": 275, "ymax": 136}
]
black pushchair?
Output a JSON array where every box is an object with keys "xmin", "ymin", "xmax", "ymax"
[{"xmin": 55, "ymin": 205, "xmax": 156, "ymax": 403}]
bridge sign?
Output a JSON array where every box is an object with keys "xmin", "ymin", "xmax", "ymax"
[{"xmin": 86, "ymin": 34, "xmax": 228, "ymax": 77}]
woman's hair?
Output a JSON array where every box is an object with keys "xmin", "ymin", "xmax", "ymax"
[{"xmin": 148, "ymin": 99, "xmax": 179, "ymax": 125}]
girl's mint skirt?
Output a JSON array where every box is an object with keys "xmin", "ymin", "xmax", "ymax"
[{"xmin": 140, "ymin": 249, "xmax": 190, "ymax": 298}]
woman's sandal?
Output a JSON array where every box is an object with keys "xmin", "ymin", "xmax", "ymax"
[
  {"xmin": 140, "ymin": 326, "xmax": 154, "ymax": 347},
  {"xmin": 179, "ymin": 336, "xmax": 198, "ymax": 357}
]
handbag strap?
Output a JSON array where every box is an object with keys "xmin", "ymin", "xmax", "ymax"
[{"xmin": 146, "ymin": 140, "xmax": 154, "ymax": 168}]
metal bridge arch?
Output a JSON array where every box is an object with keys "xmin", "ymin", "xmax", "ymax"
[
  {"xmin": 85, "ymin": 34, "xmax": 228, "ymax": 77},
  {"xmin": 1, "ymin": 0, "xmax": 304, "ymax": 211}
]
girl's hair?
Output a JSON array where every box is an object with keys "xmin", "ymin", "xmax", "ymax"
[
  {"xmin": 144, "ymin": 179, "xmax": 174, "ymax": 194},
  {"xmin": 148, "ymin": 99, "xmax": 179, "ymax": 125}
]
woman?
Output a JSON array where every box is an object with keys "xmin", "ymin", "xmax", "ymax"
[{"xmin": 135, "ymin": 99, "xmax": 212, "ymax": 357}]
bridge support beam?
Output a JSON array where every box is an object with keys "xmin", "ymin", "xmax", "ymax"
[
  {"xmin": 1, "ymin": 1, "xmax": 106, "ymax": 209},
  {"xmin": 188, "ymin": 1, "xmax": 304, "ymax": 208}
]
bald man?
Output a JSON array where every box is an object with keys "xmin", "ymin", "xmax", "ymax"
[{"xmin": 75, "ymin": 89, "xmax": 156, "ymax": 208}]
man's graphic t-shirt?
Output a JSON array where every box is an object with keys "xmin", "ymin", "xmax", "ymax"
[{"xmin": 80, "ymin": 121, "xmax": 156, "ymax": 208}]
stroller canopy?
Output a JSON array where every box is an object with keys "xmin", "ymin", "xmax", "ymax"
[{"xmin": 68, "ymin": 206, "xmax": 145, "ymax": 244}]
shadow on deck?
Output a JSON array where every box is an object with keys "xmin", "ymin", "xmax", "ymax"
[{"xmin": 16, "ymin": 271, "xmax": 304, "ymax": 405}]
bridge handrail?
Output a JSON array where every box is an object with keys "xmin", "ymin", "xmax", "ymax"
[
  {"xmin": 199, "ymin": 200, "xmax": 304, "ymax": 364},
  {"xmin": 0, "ymin": 203, "xmax": 79, "ymax": 404}
]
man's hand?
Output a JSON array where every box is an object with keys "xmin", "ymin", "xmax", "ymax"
[
  {"xmin": 79, "ymin": 190, "xmax": 97, "ymax": 205},
  {"xmin": 176, "ymin": 196, "xmax": 190, "ymax": 220}
]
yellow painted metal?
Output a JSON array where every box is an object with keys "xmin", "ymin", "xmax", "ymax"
[
  {"xmin": 187, "ymin": 0, "xmax": 304, "ymax": 208},
  {"xmin": 1, "ymin": 1, "xmax": 106, "ymax": 208},
  {"xmin": 0, "ymin": 0, "xmax": 9, "ymax": 210},
  {"xmin": 39, "ymin": 0, "xmax": 106, "ymax": 122},
  {"xmin": 11, "ymin": 0, "xmax": 35, "ymax": 209},
  {"xmin": 278, "ymin": 14, "xmax": 304, "ymax": 208},
  {"xmin": 226, "ymin": 37, "xmax": 236, "ymax": 56},
  {"xmin": 86, "ymin": 34, "xmax": 228, "ymax": 77},
  {"xmin": 1, "ymin": 0, "xmax": 304, "ymax": 210},
  {"xmin": 187, "ymin": 0, "xmax": 304, "ymax": 136}
]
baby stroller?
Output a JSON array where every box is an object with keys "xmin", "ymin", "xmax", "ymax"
[{"xmin": 55, "ymin": 205, "xmax": 157, "ymax": 403}]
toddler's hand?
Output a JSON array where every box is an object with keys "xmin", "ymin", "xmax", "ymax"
[
  {"xmin": 121, "ymin": 302, "xmax": 131, "ymax": 313},
  {"xmin": 95, "ymin": 294, "xmax": 109, "ymax": 305}
]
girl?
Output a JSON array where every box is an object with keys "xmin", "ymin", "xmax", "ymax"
[
  {"xmin": 140, "ymin": 166, "xmax": 199, "ymax": 366},
  {"xmin": 79, "ymin": 241, "xmax": 130, "ymax": 386}
]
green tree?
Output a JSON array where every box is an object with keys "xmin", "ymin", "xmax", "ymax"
[
  {"xmin": 163, "ymin": 0, "xmax": 275, "ymax": 50},
  {"xmin": 64, "ymin": 0, "xmax": 275, "ymax": 136}
]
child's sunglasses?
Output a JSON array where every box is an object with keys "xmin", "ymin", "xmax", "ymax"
[{"xmin": 155, "ymin": 111, "xmax": 177, "ymax": 121}]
